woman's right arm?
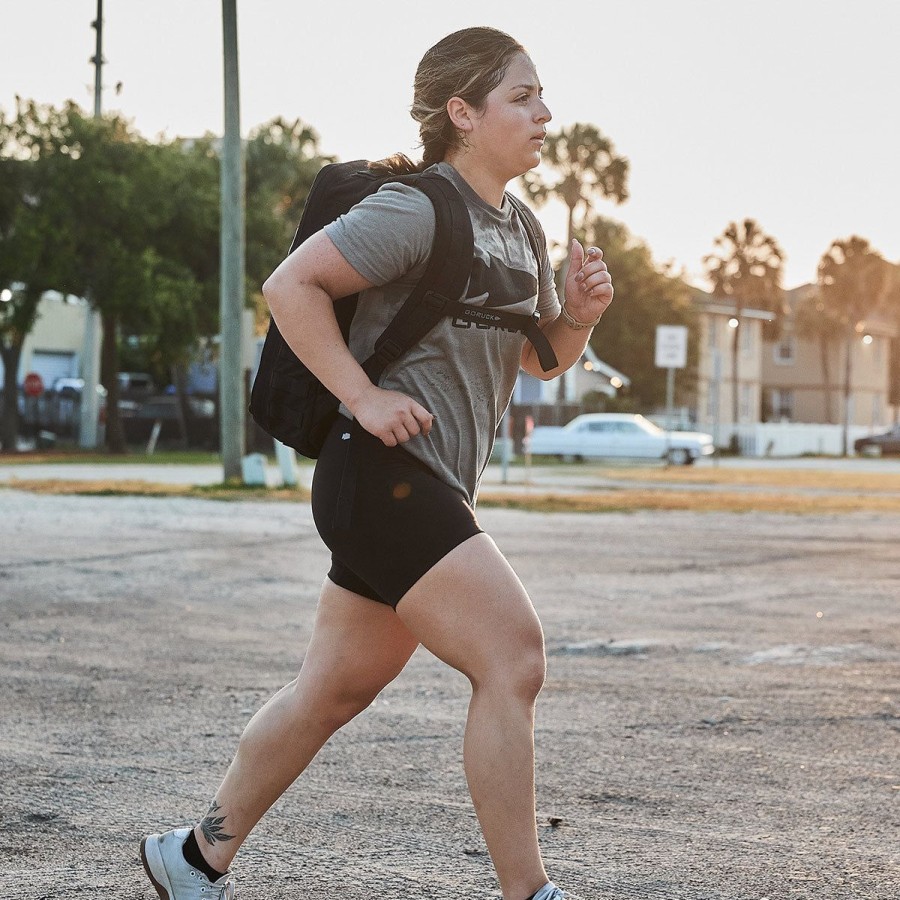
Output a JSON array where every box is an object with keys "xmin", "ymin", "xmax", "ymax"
[{"xmin": 262, "ymin": 231, "xmax": 435, "ymax": 446}]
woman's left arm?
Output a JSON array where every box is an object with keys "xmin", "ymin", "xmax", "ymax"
[{"xmin": 520, "ymin": 239, "xmax": 614, "ymax": 380}]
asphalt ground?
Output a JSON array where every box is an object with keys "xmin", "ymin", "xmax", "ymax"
[{"xmin": 1, "ymin": 486, "xmax": 898, "ymax": 899}]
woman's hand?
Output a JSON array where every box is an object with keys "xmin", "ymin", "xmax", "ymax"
[
  {"xmin": 563, "ymin": 239, "xmax": 614, "ymax": 324},
  {"xmin": 346, "ymin": 383, "xmax": 435, "ymax": 447}
]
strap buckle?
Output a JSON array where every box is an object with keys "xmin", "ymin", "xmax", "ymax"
[{"xmin": 371, "ymin": 338, "xmax": 404, "ymax": 367}]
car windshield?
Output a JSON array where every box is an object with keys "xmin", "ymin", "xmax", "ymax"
[{"xmin": 635, "ymin": 415, "xmax": 664, "ymax": 435}]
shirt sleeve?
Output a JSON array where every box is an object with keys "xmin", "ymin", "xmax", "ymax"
[{"xmin": 324, "ymin": 182, "xmax": 436, "ymax": 287}]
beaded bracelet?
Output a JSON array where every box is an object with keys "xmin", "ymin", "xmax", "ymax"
[{"xmin": 560, "ymin": 302, "xmax": 603, "ymax": 330}]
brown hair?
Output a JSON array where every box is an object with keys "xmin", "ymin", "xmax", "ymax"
[{"xmin": 370, "ymin": 27, "xmax": 526, "ymax": 175}]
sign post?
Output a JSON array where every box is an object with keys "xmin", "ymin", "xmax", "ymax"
[{"xmin": 655, "ymin": 326, "xmax": 688, "ymax": 463}]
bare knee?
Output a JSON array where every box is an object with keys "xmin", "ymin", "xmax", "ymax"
[
  {"xmin": 471, "ymin": 630, "xmax": 546, "ymax": 702},
  {"xmin": 237, "ymin": 676, "xmax": 377, "ymax": 751},
  {"xmin": 293, "ymin": 676, "xmax": 379, "ymax": 731}
]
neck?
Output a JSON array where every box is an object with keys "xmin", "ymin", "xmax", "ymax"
[{"xmin": 442, "ymin": 151, "xmax": 508, "ymax": 209}]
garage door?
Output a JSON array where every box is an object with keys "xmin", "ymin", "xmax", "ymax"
[{"xmin": 29, "ymin": 351, "xmax": 77, "ymax": 388}]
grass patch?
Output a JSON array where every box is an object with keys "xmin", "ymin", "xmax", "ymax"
[
  {"xmin": 582, "ymin": 465, "xmax": 900, "ymax": 493},
  {"xmin": 0, "ymin": 450, "xmax": 224, "ymax": 466},
  {"xmin": 3, "ymin": 478, "xmax": 310, "ymax": 502},
  {"xmin": 477, "ymin": 488, "xmax": 900, "ymax": 514},
  {"xmin": 5, "ymin": 477, "xmax": 898, "ymax": 513}
]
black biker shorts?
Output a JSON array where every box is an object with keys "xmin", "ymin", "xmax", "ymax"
[{"xmin": 311, "ymin": 415, "xmax": 483, "ymax": 608}]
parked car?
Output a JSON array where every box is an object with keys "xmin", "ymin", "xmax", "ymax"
[
  {"xmin": 525, "ymin": 413, "xmax": 715, "ymax": 465},
  {"xmin": 119, "ymin": 394, "xmax": 216, "ymax": 446},
  {"xmin": 854, "ymin": 425, "xmax": 900, "ymax": 456}
]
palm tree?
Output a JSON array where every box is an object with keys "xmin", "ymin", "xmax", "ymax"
[
  {"xmin": 520, "ymin": 124, "xmax": 629, "ymax": 407},
  {"xmin": 704, "ymin": 219, "xmax": 784, "ymax": 449},
  {"xmin": 521, "ymin": 123, "xmax": 629, "ymax": 254},
  {"xmin": 816, "ymin": 237, "xmax": 889, "ymax": 455},
  {"xmin": 795, "ymin": 288, "xmax": 842, "ymax": 424}
]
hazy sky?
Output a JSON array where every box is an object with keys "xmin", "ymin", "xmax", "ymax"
[{"xmin": 3, "ymin": 0, "xmax": 898, "ymax": 289}]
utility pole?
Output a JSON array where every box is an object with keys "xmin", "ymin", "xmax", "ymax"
[
  {"xmin": 79, "ymin": 0, "xmax": 104, "ymax": 448},
  {"xmin": 219, "ymin": 0, "xmax": 246, "ymax": 479}
]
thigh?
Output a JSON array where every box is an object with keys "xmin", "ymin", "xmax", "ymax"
[
  {"xmin": 394, "ymin": 533, "xmax": 545, "ymax": 685},
  {"xmin": 296, "ymin": 578, "xmax": 420, "ymax": 705}
]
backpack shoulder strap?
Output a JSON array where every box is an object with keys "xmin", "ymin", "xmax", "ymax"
[
  {"xmin": 505, "ymin": 193, "xmax": 547, "ymax": 273},
  {"xmin": 361, "ymin": 171, "xmax": 474, "ymax": 380}
]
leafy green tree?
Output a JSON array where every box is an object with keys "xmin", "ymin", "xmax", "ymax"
[
  {"xmin": 136, "ymin": 136, "xmax": 221, "ymax": 441},
  {"xmin": 579, "ymin": 215, "xmax": 697, "ymax": 411},
  {"xmin": 53, "ymin": 107, "xmax": 163, "ymax": 452},
  {"xmin": 0, "ymin": 100, "xmax": 81, "ymax": 450},
  {"xmin": 245, "ymin": 117, "xmax": 334, "ymax": 328},
  {"xmin": 2, "ymin": 102, "xmax": 333, "ymax": 453},
  {"xmin": 704, "ymin": 219, "xmax": 784, "ymax": 444},
  {"xmin": 816, "ymin": 236, "xmax": 890, "ymax": 454}
]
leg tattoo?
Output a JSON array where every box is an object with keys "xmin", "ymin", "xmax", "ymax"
[{"xmin": 199, "ymin": 800, "xmax": 235, "ymax": 845}]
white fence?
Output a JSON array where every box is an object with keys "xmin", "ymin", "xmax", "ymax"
[{"xmin": 700, "ymin": 422, "xmax": 878, "ymax": 457}]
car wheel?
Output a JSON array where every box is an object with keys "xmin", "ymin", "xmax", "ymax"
[
  {"xmin": 667, "ymin": 447, "xmax": 691, "ymax": 466},
  {"xmin": 859, "ymin": 444, "xmax": 882, "ymax": 458}
]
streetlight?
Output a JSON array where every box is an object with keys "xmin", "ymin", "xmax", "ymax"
[{"xmin": 0, "ymin": 289, "xmax": 12, "ymax": 303}]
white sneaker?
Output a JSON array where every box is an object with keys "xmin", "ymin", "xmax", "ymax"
[
  {"xmin": 531, "ymin": 884, "xmax": 566, "ymax": 900},
  {"xmin": 140, "ymin": 827, "xmax": 235, "ymax": 900}
]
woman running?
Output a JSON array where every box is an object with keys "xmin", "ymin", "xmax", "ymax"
[{"xmin": 141, "ymin": 25, "xmax": 614, "ymax": 900}]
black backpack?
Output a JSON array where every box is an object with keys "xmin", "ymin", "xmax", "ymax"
[{"xmin": 249, "ymin": 160, "xmax": 558, "ymax": 458}]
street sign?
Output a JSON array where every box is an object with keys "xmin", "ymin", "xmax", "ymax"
[
  {"xmin": 23, "ymin": 372, "xmax": 44, "ymax": 397},
  {"xmin": 655, "ymin": 325, "xmax": 688, "ymax": 369}
]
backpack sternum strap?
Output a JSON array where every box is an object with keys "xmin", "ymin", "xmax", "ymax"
[{"xmin": 447, "ymin": 302, "xmax": 559, "ymax": 373}]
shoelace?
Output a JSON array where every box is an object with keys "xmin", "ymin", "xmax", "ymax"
[{"xmin": 199, "ymin": 878, "xmax": 235, "ymax": 900}]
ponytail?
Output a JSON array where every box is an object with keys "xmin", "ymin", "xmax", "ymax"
[{"xmin": 367, "ymin": 152, "xmax": 426, "ymax": 176}]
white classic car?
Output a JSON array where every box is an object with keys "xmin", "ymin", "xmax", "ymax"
[{"xmin": 525, "ymin": 413, "xmax": 715, "ymax": 465}]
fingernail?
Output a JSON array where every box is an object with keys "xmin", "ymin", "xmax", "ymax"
[{"xmin": 575, "ymin": 272, "xmax": 584, "ymax": 283}]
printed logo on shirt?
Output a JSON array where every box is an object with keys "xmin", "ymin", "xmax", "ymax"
[{"xmin": 451, "ymin": 249, "xmax": 537, "ymax": 333}]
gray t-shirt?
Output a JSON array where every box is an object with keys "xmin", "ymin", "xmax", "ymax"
[{"xmin": 324, "ymin": 162, "xmax": 560, "ymax": 504}]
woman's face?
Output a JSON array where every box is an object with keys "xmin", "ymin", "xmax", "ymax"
[{"xmin": 465, "ymin": 52, "xmax": 552, "ymax": 179}]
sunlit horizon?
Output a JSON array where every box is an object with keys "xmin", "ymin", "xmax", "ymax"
[{"xmin": 3, "ymin": 0, "xmax": 899, "ymax": 291}]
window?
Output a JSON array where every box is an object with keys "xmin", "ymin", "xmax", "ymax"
[
  {"xmin": 707, "ymin": 317, "xmax": 718, "ymax": 348},
  {"xmin": 769, "ymin": 388, "xmax": 794, "ymax": 421},
  {"xmin": 774, "ymin": 336, "xmax": 796, "ymax": 365}
]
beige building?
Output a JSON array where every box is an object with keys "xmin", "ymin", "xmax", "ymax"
[
  {"xmin": 1, "ymin": 291, "xmax": 93, "ymax": 388},
  {"xmin": 693, "ymin": 298, "xmax": 772, "ymax": 439},
  {"xmin": 761, "ymin": 284, "xmax": 897, "ymax": 428}
]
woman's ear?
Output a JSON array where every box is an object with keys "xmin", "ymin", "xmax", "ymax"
[{"xmin": 446, "ymin": 97, "xmax": 473, "ymax": 134}]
